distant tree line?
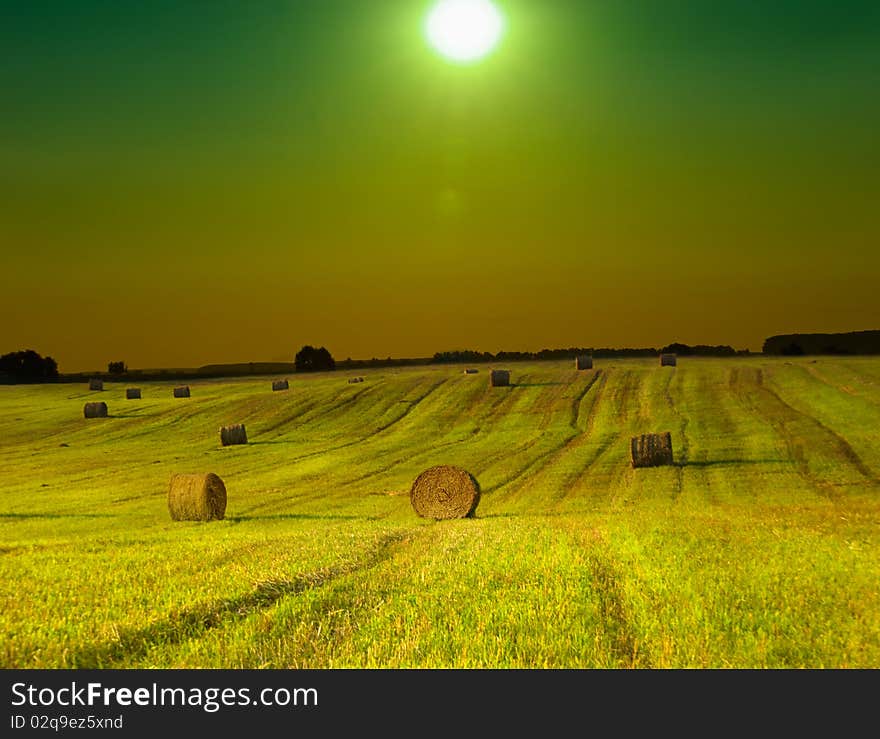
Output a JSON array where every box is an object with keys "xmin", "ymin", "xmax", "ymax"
[
  {"xmin": 0, "ymin": 350, "xmax": 59, "ymax": 383},
  {"xmin": 433, "ymin": 344, "xmax": 745, "ymax": 364},
  {"xmin": 762, "ymin": 330, "xmax": 880, "ymax": 356},
  {"xmin": 659, "ymin": 343, "xmax": 740, "ymax": 357},
  {"xmin": 16, "ymin": 330, "xmax": 878, "ymax": 386},
  {"xmin": 336, "ymin": 356, "xmax": 432, "ymax": 370}
]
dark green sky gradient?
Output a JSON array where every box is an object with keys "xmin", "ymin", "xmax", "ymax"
[{"xmin": 3, "ymin": 1, "xmax": 879, "ymax": 370}]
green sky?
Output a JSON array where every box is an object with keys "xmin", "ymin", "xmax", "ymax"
[{"xmin": 3, "ymin": 0, "xmax": 879, "ymax": 371}]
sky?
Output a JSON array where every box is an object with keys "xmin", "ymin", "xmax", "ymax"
[{"xmin": 3, "ymin": 0, "xmax": 879, "ymax": 372}]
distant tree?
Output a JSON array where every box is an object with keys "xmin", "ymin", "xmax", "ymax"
[
  {"xmin": 0, "ymin": 350, "xmax": 59, "ymax": 384},
  {"xmin": 295, "ymin": 345, "xmax": 336, "ymax": 372},
  {"xmin": 781, "ymin": 342, "xmax": 804, "ymax": 356},
  {"xmin": 107, "ymin": 361, "xmax": 127, "ymax": 375}
]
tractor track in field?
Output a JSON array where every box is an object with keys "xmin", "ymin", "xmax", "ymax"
[
  {"xmin": 567, "ymin": 369, "xmax": 641, "ymax": 497},
  {"xmin": 730, "ymin": 368, "xmax": 877, "ymax": 497},
  {"xmin": 758, "ymin": 372, "xmax": 877, "ymax": 481},
  {"xmin": 64, "ymin": 530, "xmax": 418, "ymax": 668},
  {"xmin": 501, "ymin": 369, "xmax": 629, "ymax": 510},
  {"xmin": 564, "ymin": 372, "xmax": 617, "ymax": 475},
  {"xmin": 259, "ymin": 378, "xmax": 407, "ymax": 441},
  {"xmin": 800, "ymin": 364, "xmax": 880, "ymax": 410},
  {"xmin": 265, "ymin": 381, "xmax": 439, "ymax": 465},
  {"xmin": 550, "ymin": 371, "xmax": 623, "ymax": 503},
  {"xmin": 473, "ymin": 378, "xmax": 584, "ymax": 497},
  {"xmin": 489, "ymin": 369, "xmax": 639, "ymax": 508},
  {"xmin": 327, "ymin": 435, "xmax": 477, "ymax": 490},
  {"xmin": 660, "ymin": 370, "xmax": 690, "ymax": 496},
  {"xmin": 264, "ymin": 380, "xmax": 447, "ymax": 463},
  {"xmin": 569, "ymin": 370, "xmax": 602, "ymax": 430},
  {"xmin": 327, "ymin": 375, "xmax": 583, "ymax": 494},
  {"xmin": 490, "ymin": 372, "xmax": 604, "ymax": 504},
  {"xmin": 256, "ymin": 394, "xmax": 343, "ymax": 437},
  {"xmin": 370, "ymin": 377, "xmax": 450, "ymax": 435},
  {"xmin": 273, "ymin": 376, "xmax": 450, "ymax": 465},
  {"xmin": 587, "ymin": 552, "xmax": 646, "ymax": 667},
  {"xmin": 234, "ymin": 378, "xmax": 559, "ymax": 512}
]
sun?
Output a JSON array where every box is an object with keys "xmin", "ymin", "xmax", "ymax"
[{"xmin": 425, "ymin": 0, "xmax": 505, "ymax": 64}]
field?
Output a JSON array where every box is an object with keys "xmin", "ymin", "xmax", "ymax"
[{"xmin": 1, "ymin": 358, "xmax": 879, "ymax": 668}]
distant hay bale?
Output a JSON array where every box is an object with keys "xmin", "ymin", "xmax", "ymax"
[
  {"xmin": 490, "ymin": 369, "xmax": 510, "ymax": 387},
  {"xmin": 348, "ymin": 377, "xmax": 365, "ymax": 384},
  {"xmin": 89, "ymin": 379, "xmax": 103, "ymax": 391},
  {"xmin": 125, "ymin": 388, "xmax": 141, "ymax": 399},
  {"xmin": 630, "ymin": 432, "xmax": 674, "ymax": 468},
  {"xmin": 220, "ymin": 423, "xmax": 248, "ymax": 446},
  {"xmin": 464, "ymin": 368, "xmax": 479, "ymax": 374},
  {"xmin": 660, "ymin": 353, "xmax": 677, "ymax": 367},
  {"xmin": 173, "ymin": 385, "xmax": 191, "ymax": 398},
  {"xmin": 575, "ymin": 355, "xmax": 593, "ymax": 370},
  {"xmin": 168, "ymin": 473, "xmax": 227, "ymax": 522},
  {"xmin": 272, "ymin": 380, "xmax": 289, "ymax": 392},
  {"xmin": 410, "ymin": 465, "xmax": 481, "ymax": 520},
  {"xmin": 83, "ymin": 401, "xmax": 108, "ymax": 419}
]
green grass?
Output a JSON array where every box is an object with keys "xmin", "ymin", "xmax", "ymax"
[{"xmin": 1, "ymin": 358, "xmax": 879, "ymax": 668}]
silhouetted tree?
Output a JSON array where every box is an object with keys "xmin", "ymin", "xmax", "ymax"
[
  {"xmin": 0, "ymin": 350, "xmax": 59, "ymax": 383},
  {"xmin": 295, "ymin": 345, "xmax": 336, "ymax": 372},
  {"xmin": 107, "ymin": 361, "xmax": 127, "ymax": 375}
]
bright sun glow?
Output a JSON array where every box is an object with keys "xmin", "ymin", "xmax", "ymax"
[{"xmin": 426, "ymin": 0, "xmax": 505, "ymax": 63}]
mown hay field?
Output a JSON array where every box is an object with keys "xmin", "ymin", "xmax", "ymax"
[{"xmin": 1, "ymin": 358, "xmax": 879, "ymax": 668}]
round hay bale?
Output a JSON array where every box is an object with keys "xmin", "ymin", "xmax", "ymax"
[
  {"xmin": 659, "ymin": 353, "xmax": 677, "ymax": 367},
  {"xmin": 83, "ymin": 401, "xmax": 108, "ymax": 419},
  {"xmin": 490, "ymin": 369, "xmax": 510, "ymax": 387},
  {"xmin": 410, "ymin": 465, "xmax": 480, "ymax": 520},
  {"xmin": 272, "ymin": 379, "xmax": 289, "ymax": 392},
  {"xmin": 630, "ymin": 432, "xmax": 674, "ymax": 468},
  {"xmin": 173, "ymin": 385, "xmax": 191, "ymax": 398},
  {"xmin": 126, "ymin": 388, "xmax": 141, "ymax": 399},
  {"xmin": 89, "ymin": 379, "xmax": 104, "ymax": 391},
  {"xmin": 168, "ymin": 473, "xmax": 227, "ymax": 521},
  {"xmin": 575, "ymin": 355, "xmax": 593, "ymax": 370},
  {"xmin": 220, "ymin": 423, "xmax": 248, "ymax": 446},
  {"xmin": 464, "ymin": 368, "xmax": 479, "ymax": 374}
]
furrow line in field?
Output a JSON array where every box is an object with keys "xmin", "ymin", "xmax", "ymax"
[
  {"xmin": 661, "ymin": 369, "xmax": 690, "ymax": 495},
  {"xmin": 485, "ymin": 371, "xmax": 625, "ymax": 507},
  {"xmin": 371, "ymin": 377, "xmax": 451, "ymax": 435},
  {"xmin": 495, "ymin": 372, "xmax": 606, "ymax": 505},
  {"xmin": 63, "ymin": 530, "xmax": 418, "ymax": 668},
  {"xmin": 569, "ymin": 370, "xmax": 602, "ymax": 430},
  {"xmin": 256, "ymin": 394, "xmax": 338, "ymax": 437},
  {"xmin": 800, "ymin": 364, "xmax": 880, "ymax": 409},
  {"xmin": 730, "ymin": 368, "xmax": 877, "ymax": 497},
  {"xmin": 568, "ymin": 369, "xmax": 641, "ymax": 493},
  {"xmin": 338, "ymin": 378, "xmax": 576, "ymax": 498},
  {"xmin": 756, "ymin": 370, "xmax": 877, "ymax": 482}
]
